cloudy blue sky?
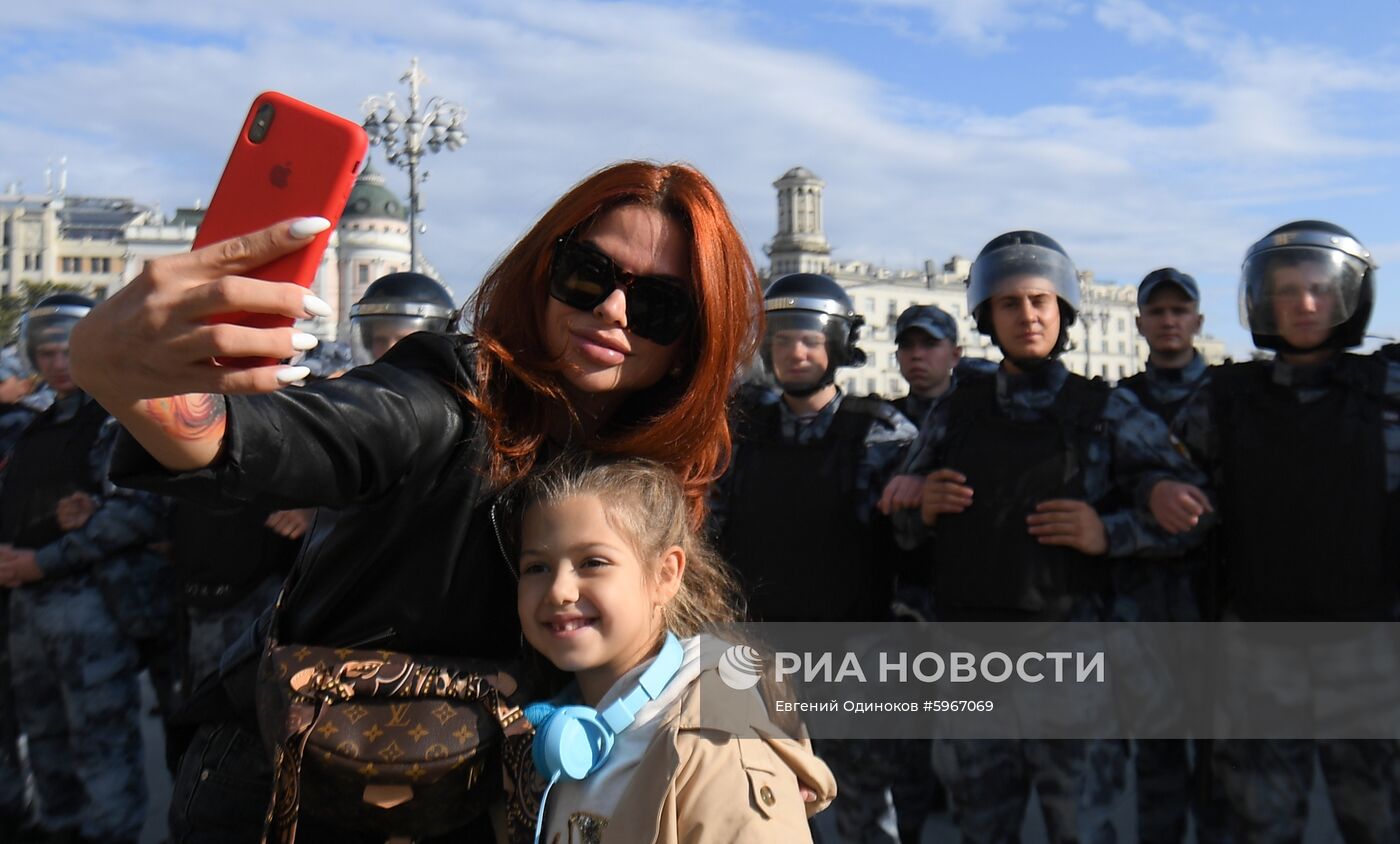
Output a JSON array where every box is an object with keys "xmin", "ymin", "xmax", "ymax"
[{"xmin": 4, "ymin": 0, "xmax": 1400, "ymax": 355}]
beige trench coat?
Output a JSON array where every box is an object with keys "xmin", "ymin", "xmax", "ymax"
[{"xmin": 523, "ymin": 649, "xmax": 838, "ymax": 843}]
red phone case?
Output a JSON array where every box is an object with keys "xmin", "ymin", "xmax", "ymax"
[{"xmin": 195, "ymin": 91, "xmax": 367, "ymax": 367}]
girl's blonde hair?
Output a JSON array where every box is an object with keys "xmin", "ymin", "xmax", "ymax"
[{"xmin": 513, "ymin": 455, "xmax": 743, "ymax": 635}]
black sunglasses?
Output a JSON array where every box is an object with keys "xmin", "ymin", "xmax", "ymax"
[{"xmin": 549, "ymin": 238, "xmax": 695, "ymax": 345}]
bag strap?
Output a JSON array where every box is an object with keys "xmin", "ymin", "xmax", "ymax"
[{"xmin": 289, "ymin": 655, "xmax": 527, "ymax": 731}]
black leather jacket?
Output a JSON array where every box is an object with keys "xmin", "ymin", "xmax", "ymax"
[{"xmin": 111, "ymin": 332, "xmax": 521, "ymax": 660}]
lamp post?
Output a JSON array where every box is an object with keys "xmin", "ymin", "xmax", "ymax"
[{"xmin": 361, "ymin": 58, "xmax": 467, "ymax": 272}]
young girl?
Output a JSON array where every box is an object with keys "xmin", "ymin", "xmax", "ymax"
[{"xmin": 511, "ymin": 457, "xmax": 835, "ymax": 843}]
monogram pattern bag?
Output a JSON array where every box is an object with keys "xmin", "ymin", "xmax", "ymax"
[{"xmin": 256, "ymin": 641, "xmax": 532, "ymax": 841}]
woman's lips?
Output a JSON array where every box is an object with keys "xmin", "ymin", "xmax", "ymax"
[{"xmin": 572, "ymin": 332, "xmax": 626, "ymax": 366}]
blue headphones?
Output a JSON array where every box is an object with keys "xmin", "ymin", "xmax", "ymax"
[
  {"xmin": 525, "ymin": 632, "xmax": 685, "ymax": 843},
  {"xmin": 525, "ymin": 631, "xmax": 685, "ymax": 780}
]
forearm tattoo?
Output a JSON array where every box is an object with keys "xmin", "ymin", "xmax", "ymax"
[{"xmin": 143, "ymin": 394, "xmax": 227, "ymax": 441}]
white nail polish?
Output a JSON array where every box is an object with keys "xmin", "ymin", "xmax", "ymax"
[
  {"xmin": 302, "ymin": 294, "xmax": 333, "ymax": 318},
  {"xmin": 291, "ymin": 332, "xmax": 320, "ymax": 351},
  {"xmin": 276, "ymin": 366, "xmax": 311, "ymax": 384},
  {"xmin": 289, "ymin": 217, "xmax": 332, "ymax": 238}
]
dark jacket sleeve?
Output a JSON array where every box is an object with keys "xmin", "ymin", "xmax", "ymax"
[{"xmin": 110, "ymin": 332, "xmax": 473, "ymax": 512}]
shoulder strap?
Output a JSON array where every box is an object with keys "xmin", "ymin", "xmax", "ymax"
[
  {"xmin": 1206, "ymin": 360, "xmax": 1269, "ymax": 438},
  {"xmin": 934, "ymin": 375, "xmax": 997, "ymax": 464},
  {"xmin": 1117, "ymin": 371, "xmax": 1150, "ymax": 405},
  {"xmin": 837, "ymin": 394, "xmax": 906, "ymax": 430},
  {"xmin": 733, "ymin": 394, "xmax": 781, "ymax": 442},
  {"xmin": 1055, "ymin": 373, "xmax": 1112, "ymax": 433}
]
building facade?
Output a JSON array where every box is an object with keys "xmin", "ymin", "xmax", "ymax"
[
  {"xmin": 2, "ymin": 160, "xmax": 429, "ymax": 341},
  {"xmin": 1, "ymin": 190, "xmax": 148, "ymax": 300},
  {"xmin": 764, "ymin": 166, "xmax": 1227, "ymax": 398}
]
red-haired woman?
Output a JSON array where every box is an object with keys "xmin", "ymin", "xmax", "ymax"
[{"xmin": 69, "ymin": 160, "xmax": 763, "ymax": 842}]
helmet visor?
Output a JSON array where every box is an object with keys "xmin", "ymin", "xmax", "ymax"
[
  {"xmin": 761, "ymin": 311, "xmax": 848, "ymax": 387},
  {"xmin": 1240, "ymin": 247, "xmax": 1367, "ymax": 344},
  {"xmin": 350, "ymin": 315, "xmax": 450, "ymax": 365},
  {"xmin": 968, "ymin": 244, "xmax": 1080, "ymax": 315},
  {"xmin": 21, "ymin": 313, "xmax": 82, "ymax": 372}
]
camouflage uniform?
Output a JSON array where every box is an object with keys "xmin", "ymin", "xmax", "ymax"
[
  {"xmin": 0, "ymin": 397, "xmax": 41, "ymax": 829},
  {"xmin": 893, "ymin": 361, "xmax": 1211, "ymax": 844},
  {"xmin": 1175, "ymin": 353, "xmax": 1400, "ymax": 843},
  {"xmin": 167, "ymin": 499, "xmax": 300, "ymax": 691},
  {"xmin": 888, "ymin": 377, "xmax": 963, "ymax": 843},
  {"xmin": 2, "ymin": 392, "xmax": 168, "ymax": 843},
  {"xmin": 1110, "ymin": 353, "xmax": 1233, "ymax": 844},
  {"xmin": 184, "ymin": 574, "xmax": 284, "ymax": 690},
  {"xmin": 710, "ymin": 388, "xmax": 918, "ymax": 844}
]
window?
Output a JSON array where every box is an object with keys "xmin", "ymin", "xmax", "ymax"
[
  {"xmin": 358, "ymin": 265, "xmax": 369, "ymax": 286},
  {"xmin": 1100, "ymin": 340, "xmax": 1108, "ymax": 353},
  {"xmin": 23, "ymin": 254, "xmax": 34, "ymax": 271},
  {"xmin": 1, "ymin": 253, "xmax": 7, "ymax": 270},
  {"xmin": 889, "ymin": 379, "xmax": 900, "ymax": 394},
  {"xmin": 93, "ymin": 286, "xmax": 108, "ymax": 301},
  {"xmin": 91, "ymin": 257, "xmax": 111, "ymax": 273},
  {"xmin": 1118, "ymin": 365, "xmax": 1126, "ymax": 379},
  {"xmin": 1117, "ymin": 318, "xmax": 1125, "ymax": 332},
  {"xmin": 866, "ymin": 378, "xmax": 876, "ymax": 395},
  {"xmin": 61, "ymin": 256, "xmax": 81, "ymax": 273},
  {"xmin": 1118, "ymin": 341, "xmax": 1126, "ymax": 354},
  {"xmin": 889, "ymin": 352, "xmax": 898, "ymax": 367},
  {"xmin": 1100, "ymin": 364, "xmax": 1109, "ymax": 379}
]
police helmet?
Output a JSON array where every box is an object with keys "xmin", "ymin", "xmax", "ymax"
[
  {"xmin": 349, "ymin": 272, "xmax": 457, "ymax": 365},
  {"xmin": 967, "ymin": 231, "xmax": 1079, "ymax": 357},
  {"xmin": 1240, "ymin": 220, "xmax": 1375, "ymax": 352},
  {"xmin": 761, "ymin": 273, "xmax": 866, "ymax": 397},
  {"xmin": 20, "ymin": 292, "xmax": 93, "ymax": 371}
]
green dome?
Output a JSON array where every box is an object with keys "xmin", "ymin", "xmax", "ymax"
[{"xmin": 342, "ymin": 161, "xmax": 408, "ymax": 221}]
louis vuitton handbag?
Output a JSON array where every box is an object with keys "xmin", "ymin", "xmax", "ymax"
[{"xmin": 256, "ymin": 636, "xmax": 532, "ymax": 842}]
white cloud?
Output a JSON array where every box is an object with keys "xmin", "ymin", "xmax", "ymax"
[
  {"xmin": 842, "ymin": 0, "xmax": 1082, "ymax": 50},
  {"xmin": 4, "ymin": 0, "xmax": 1400, "ymax": 358},
  {"xmin": 1090, "ymin": 0, "xmax": 1400, "ymax": 162}
]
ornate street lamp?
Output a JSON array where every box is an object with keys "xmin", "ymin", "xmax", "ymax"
[{"xmin": 361, "ymin": 58, "xmax": 467, "ymax": 271}]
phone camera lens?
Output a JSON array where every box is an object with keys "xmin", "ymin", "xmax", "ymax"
[{"xmin": 248, "ymin": 103, "xmax": 276, "ymax": 144}]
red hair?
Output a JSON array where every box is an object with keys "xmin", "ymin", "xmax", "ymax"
[{"xmin": 467, "ymin": 161, "xmax": 762, "ymax": 526}]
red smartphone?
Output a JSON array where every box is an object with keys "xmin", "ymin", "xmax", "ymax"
[{"xmin": 194, "ymin": 91, "xmax": 367, "ymax": 367}]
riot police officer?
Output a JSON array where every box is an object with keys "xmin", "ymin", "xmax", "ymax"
[
  {"xmin": 881, "ymin": 304, "xmax": 965, "ymax": 842},
  {"xmin": 709, "ymin": 272, "xmax": 917, "ymax": 844},
  {"xmin": 710, "ymin": 272, "xmax": 916, "ymax": 621},
  {"xmin": 348, "ymin": 271, "xmax": 457, "ymax": 366},
  {"xmin": 892, "ymin": 232, "xmax": 1212, "ymax": 844},
  {"xmin": 891, "ymin": 305, "xmax": 961, "ymax": 427},
  {"xmin": 1172, "ymin": 221, "xmax": 1400, "ymax": 842},
  {"xmin": 0, "ymin": 294, "xmax": 168, "ymax": 844},
  {"xmin": 1113, "ymin": 268, "xmax": 1229, "ymax": 844}
]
